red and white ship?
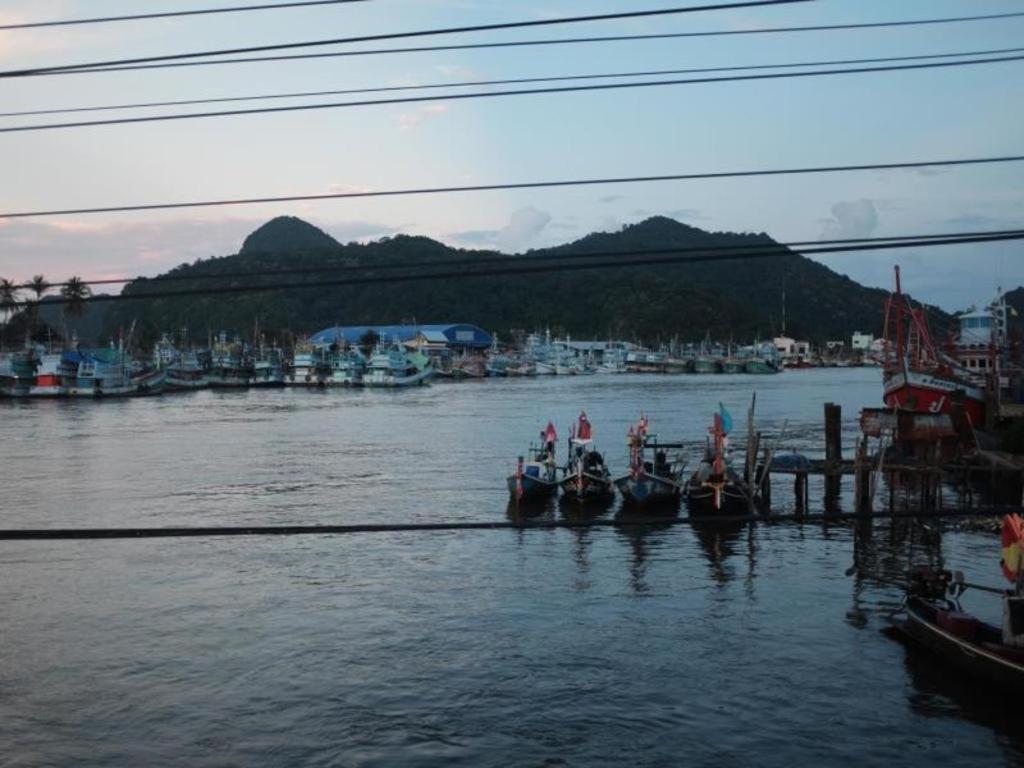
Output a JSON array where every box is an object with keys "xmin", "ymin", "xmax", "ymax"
[{"xmin": 881, "ymin": 266, "xmax": 1005, "ymax": 426}]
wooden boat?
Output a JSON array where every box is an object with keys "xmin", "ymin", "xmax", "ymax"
[
  {"xmin": 614, "ymin": 417, "xmax": 686, "ymax": 507},
  {"xmin": 693, "ymin": 356, "xmax": 721, "ymax": 374},
  {"xmin": 363, "ymin": 339, "xmax": 432, "ymax": 387},
  {"xmin": 686, "ymin": 407, "xmax": 749, "ymax": 516},
  {"xmin": 560, "ymin": 412, "xmax": 614, "ymax": 503},
  {"xmin": 508, "ymin": 422, "xmax": 560, "ymax": 502},
  {"xmin": 891, "ymin": 564, "xmax": 1024, "ymax": 693}
]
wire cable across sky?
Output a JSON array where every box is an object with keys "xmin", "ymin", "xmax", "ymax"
[
  {"xmin": 0, "ymin": 1, "xmax": 812, "ymax": 78},
  {"xmin": 0, "ymin": 1, "xmax": 370, "ymax": 31},
  {"xmin": 4, "ymin": 46, "xmax": 1021, "ymax": 120},
  {"xmin": 2, "ymin": 154, "xmax": 1021, "ymax": 220},
  {"xmin": 4, "ymin": 53, "xmax": 1022, "ymax": 134},
  {"xmin": 17, "ymin": 10, "xmax": 1024, "ymax": 77}
]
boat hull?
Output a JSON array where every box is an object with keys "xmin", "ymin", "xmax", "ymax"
[
  {"xmin": 896, "ymin": 597, "xmax": 1024, "ymax": 693},
  {"xmin": 693, "ymin": 359, "xmax": 721, "ymax": 374},
  {"xmin": 560, "ymin": 473, "xmax": 614, "ymax": 504},
  {"xmin": 883, "ymin": 368, "xmax": 985, "ymax": 424},
  {"xmin": 745, "ymin": 359, "xmax": 781, "ymax": 374},
  {"xmin": 363, "ymin": 367, "xmax": 432, "ymax": 387},
  {"xmin": 685, "ymin": 481, "xmax": 749, "ymax": 517},
  {"xmin": 507, "ymin": 473, "xmax": 559, "ymax": 502},
  {"xmin": 614, "ymin": 473, "xmax": 682, "ymax": 507}
]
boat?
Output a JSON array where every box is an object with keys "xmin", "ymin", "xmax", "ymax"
[
  {"xmin": 508, "ymin": 421, "xmax": 561, "ymax": 502},
  {"xmin": 597, "ymin": 342, "xmax": 629, "ymax": 374},
  {"xmin": 451, "ymin": 356, "xmax": 487, "ymax": 379},
  {"xmin": 251, "ymin": 346, "xmax": 286, "ymax": 387},
  {"xmin": 560, "ymin": 412, "xmax": 614, "ymax": 503},
  {"xmin": 686, "ymin": 405, "xmax": 749, "ymax": 515},
  {"xmin": 890, "ymin": 519, "xmax": 1024, "ymax": 693},
  {"xmin": 207, "ymin": 333, "xmax": 253, "ymax": 388},
  {"xmin": 722, "ymin": 356, "xmax": 746, "ymax": 374},
  {"xmin": 29, "ymin": 351, "xmax": 74, "ymax": 396},
  {"xmin": 325, "ymin": 347, "xmax": 365, "ymax": 386},
  {"xmin": 614, "ymin": 416, "xmax": 686, "ymax": 507},
  {"xmin": 0, "ymin": 348, "xmax": 39, "ymax": 397},
  {"xmin": 363, "ymin": 338, "xmax": 433, "ymax": 387},
  {"xmin": 153, "ymin": 335, "xmax": 208, "ymax": 391},
  {"xmin": 881, "ymin": 266, "xmax": 989, "ymax": 425},
  {"xmin": 524, "ymin": 330, "xmax": 557, "ymax": 375},
  {"xmin": 745, "ymin": 343, "xmax": 782, "ymax": 374},
  {"xmin": 289, "ymin": 341, "xmax": 330, "ymax": 386},
  {"xmin": 65, "ymin": 345, "xmax": 165, "ymax": 397},
  {"xmin": 693, "ymin": 356, "xmax": 721, "ymax": 374}
]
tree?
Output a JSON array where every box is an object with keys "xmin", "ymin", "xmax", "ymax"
[
  {"xmin": 27, "ymin": 275, "xmax": 50, "ymax": 339},
  {"xmin": 0, "ymin": 278, "xmax": 20, "ymax": 346},
  {"xmin": 358, "ymin": 329, "xmax": 380, "ymax": 356},
  {"xmin": 61, "ymin": 276, "xmax": 92, "ymax": 343}
]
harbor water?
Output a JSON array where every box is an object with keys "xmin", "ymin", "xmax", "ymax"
[{"xmin": 1, "ymin": 369, "xmax": 1020, "ymax": 766}]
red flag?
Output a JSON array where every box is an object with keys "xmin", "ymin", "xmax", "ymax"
[
  {"xmin": 544, "ymin": 421, "xmax": 558, "ymax": 444},
  {"xmin": 578, "ymin": 411, "xmax": 592, "ymax": 440},
  {"xmin": 1002, "ymin": 514, "xmax": 1024, "ymax": 583}
]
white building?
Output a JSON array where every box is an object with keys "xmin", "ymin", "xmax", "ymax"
[
  {"xmin": 851, "ymin": 331, "xmax": 874, "ymax": 350},
  {"xmin": 773, "ymin": 336, "xmax": 811, "ymax": 360}
]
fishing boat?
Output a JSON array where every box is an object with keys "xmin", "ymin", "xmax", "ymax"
[
  {"xmin": 614, "ymin": 416, "xmax": 686, "ymax": 507},
  {"xmin": 686, "ymin": 405, "xmax": 749, "ymax": 515},
  {"xmin": 722, "ymin": 356, "xmax": 746, "ymax": 374},
  {"xmin": 560, "ymin": 412, "xmax": 615, "ymax": 503},
  {"xmin": 597, "ymin": 342, "xmax": 629, "ymax": 374},
  {"xmin": 881, "ymin": 266, "xmax": 989, "ymax": 425},
  {"xmin": 0, "ymin": 348, "xmax": 39, "ymax": 397},
  {"xmin": 693, "ymin": 354, "xmax": 722, "ymax": 374},
  {"xmin": 745, "ymin": 343, "xmax": 782, "ymax": 374},
  {"xmin": 65, "ymin": 346, "xmax": 165, "ymax": 397},
  {"xmin": 207, "ymin": 333, "xmax": 253, "ymax": 388},
  {"xmin": 524, "ymin": 330, "xmax": 557, "ymax": 375},
  {"xmin": 251, "ymin": 346, "xmax": 286, "ymax": 387},
  {"xmin": 325, "ymin": 347, "xmax": 365, "ymax": 386},
  {"xmin": 363, "ymin": 338, "xmax": 432, "ymax": 387},
  {"xmin": 29, "ymin": 351, "xmax": 74, "ymax": 396},
  {"xmin": 166, "ymin": 348, "xmax": 208, "ymax": 390},
  {"xmin": 890, "ymin": 518, "xmax": 1024, "ymax": 693},
  {"xmin": 451, "ymin": 355, "xmax": 487, "ymax": 379},
  {"xmin": 289, "ymin": 341, "xmax": 329, "ymax": 386},
  {"xmin": 508, "ymin": 421, "xmax": 561, "ymax": 502}
]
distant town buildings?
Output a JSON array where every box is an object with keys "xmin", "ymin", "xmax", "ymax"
[{"xmin": 773, "ymin": 336, "xmax": 811, "ymax": 361}]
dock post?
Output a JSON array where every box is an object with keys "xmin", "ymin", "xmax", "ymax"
[
  {"xmin": 855, "ymin": 437, "xmax": 871, "ymax": 515},
  {"xmin": 760, "ymin": 444, "xmax": 772, "ymax": 508},
  {"xmin": 824, "ymin": 403, "xmax": 842, "ymax": 510}
]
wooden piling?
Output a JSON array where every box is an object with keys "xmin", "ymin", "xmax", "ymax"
[
  {"xmin": 824, "ymin": 403, "xmax": 842, "ymax": 506},
  {"xmin": 855, "ymin": 437, "xmax": 871, "ymax": 515}
]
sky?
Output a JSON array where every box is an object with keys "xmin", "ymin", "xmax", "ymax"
[{"xmin": 0, "ymin": 0, "xmax": 1021, "ymax": 311}]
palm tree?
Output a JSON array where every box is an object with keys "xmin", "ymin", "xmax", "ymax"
[
  {"xmin": 27, "ymin": 275, "xmax": 49, "ymax": 339},
  {"xmin": 60, "ymin": 277, "xmax": 92, "ymax": 343},
  {"xmin": 0, "ymin": 278, "xmax": 20, "ymax": 346}
]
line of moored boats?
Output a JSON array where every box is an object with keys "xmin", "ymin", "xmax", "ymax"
[{"xmin": 508, "ymin": 410, "xmax": 752, "ymax": 516}]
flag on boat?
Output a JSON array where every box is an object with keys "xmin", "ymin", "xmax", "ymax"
[
  {"xmin": 578, "ymin": 411, "xmax": 592, "ymax": 440},
  {"xmin": 718, "ymin": 402, "xmax": 733, "ymax": 434},
  {"xmin": 1001, "ymin": 514, "xmax": 1024, "ymax": 582},
  {"xmin": 544, "ymin": 421, "xmax": 558, "ymax": 445}
]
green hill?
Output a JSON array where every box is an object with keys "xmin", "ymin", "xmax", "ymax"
[{"xmin": 103, "ymin": 215, "xmax": 949, "ymax": 347}]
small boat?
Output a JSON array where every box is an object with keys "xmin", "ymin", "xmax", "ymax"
[
  {"xmin": 65, "ymin": 345, "xmax": 165, "ymax": 397},
  {"xmin": 693, "ymin": 356, "xmax": 722, "ymax": 374},
  {"xmin": 614, "ymin": 416, "xmax": 686, "ymax": 507},
  {"xmin": 363, "ymin": 338, "xmax": 432, "ymax": 387},
  {"xmin": 890, "ymin": 542, "xmax": 1024, "ymax": 694},
  {"xmin": 560, "ymin": 412, "xmax": 615, "ymax": 503},
  {"xmin": 721, "ymin": 357, "xmax": 746, "ymax": 374},
  {"xmin": 0, "ymin": 348, "xmax": 40, "ymax": 397},
  {"xmin": 508, "ymin": 422, "xmax": 560, "ymax": 502},
  {"xmin": 686, "ymin": 405, "xmax": 749, "ymax": 516}
]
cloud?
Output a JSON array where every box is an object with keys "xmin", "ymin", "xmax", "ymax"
[
  {"xmin": 598, "ymin": 195, "xmax": 624, "ymax": 204},
  {"xmin": 820, "ymin": 199, "xmax": 879, "ymax": 239},
  {"xmin": 448, "ymin": 207, "xmax": 552, "ymax": 252},
  {"xmin": 397, "ymin": 104, "xmax": 449, "ymax": 130}
]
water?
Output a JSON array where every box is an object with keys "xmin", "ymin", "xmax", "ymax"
[{"xmin": 1, "ymin": 369, "xmax": 1021, "ymax": 766}]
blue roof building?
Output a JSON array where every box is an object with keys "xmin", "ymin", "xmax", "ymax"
[{"xmin": 309, "ymin": 323, "xmax": 493, "ymax": 350}]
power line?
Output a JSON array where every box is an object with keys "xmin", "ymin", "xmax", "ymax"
[
  {"xmin": 0, "ymin": 1, "xmax": 369, "ymax": 31},
  {"xmin": 5, "ymin": 53, "xmax": 1021, "ymax": 134},
  {"xmin": 20, "ymin": 232, "xmax": 1024, "ymax": 308},
  {"xmin": 2, "ymin": 154, "xmax": 1021, "ymax": 220},
  {"xmin": 4, "ymin": 46, "xmax": 1020, "ymax": 120},
  {"xmin": 16, "ymin": 228, "xmax": 1024, "ymax": 292},
  {"xmin": 19, "ymin": 11, "xmax": 1024, "ymax": 77},
  {"xmin": 0, "ymin": 1, "xmax": 812, "ymax": 79}
]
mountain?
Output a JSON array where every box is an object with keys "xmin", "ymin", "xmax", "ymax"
[
  {"xmin": 102, "ymin": 216, "xmax": 950, "ymax": 347},
  {"xmin": 240, "ymin": 216, "xmax": 341, "ymax": 255}
]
